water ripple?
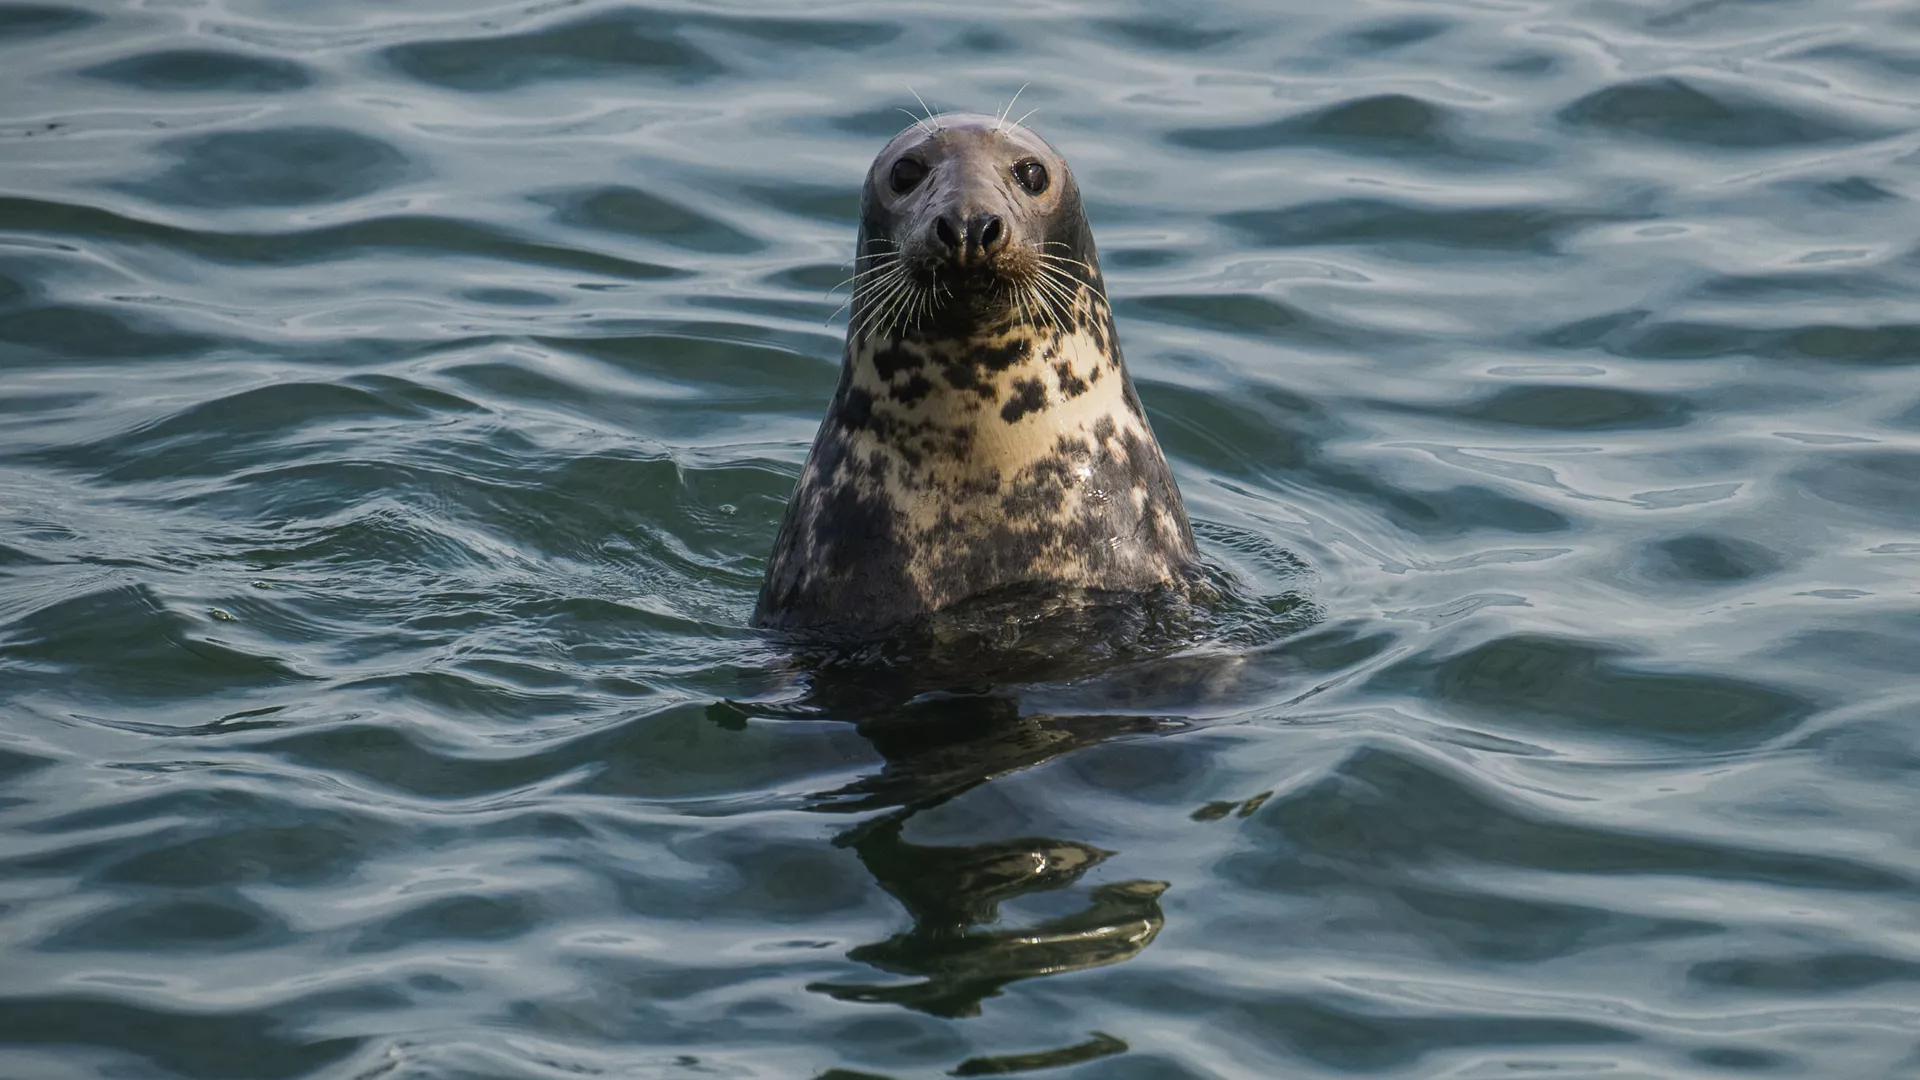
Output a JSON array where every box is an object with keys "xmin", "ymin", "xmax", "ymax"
[{"xmin": 3, "ymin": 0, "xmax": 1920, "ymax": 1076}]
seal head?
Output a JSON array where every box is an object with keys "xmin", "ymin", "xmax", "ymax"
[{"xmin": 755, "ymin": 112, "xmax": 1197, "ymax": 637}]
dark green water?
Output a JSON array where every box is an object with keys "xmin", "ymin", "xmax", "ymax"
[{"xmin": 5, "ymin": 1, "xmax": 1920, "ymax": 1076}]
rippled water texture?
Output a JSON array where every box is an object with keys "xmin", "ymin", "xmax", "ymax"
[{"xmin": 6, "ymin": 1, "xmax": 1920, "ymax": 1077}]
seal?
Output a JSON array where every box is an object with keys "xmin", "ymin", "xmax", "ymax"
[{"xmin": 754, "ymin": 111, "xmax": 1197, "ymax": 637}]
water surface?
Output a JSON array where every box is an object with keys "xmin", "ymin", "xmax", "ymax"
[{"xmin": 4, "ymin": 1, "xmax": 1920, "ymax": 1077}]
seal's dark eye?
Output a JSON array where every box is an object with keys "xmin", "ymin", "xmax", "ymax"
[
  {"xmin": 1013, "ymin": 159, "xmax": 1049, "ymax": 195},
  {"xmin": 889, "ymin": 157, "xmax": 927, "ymax": 194}
]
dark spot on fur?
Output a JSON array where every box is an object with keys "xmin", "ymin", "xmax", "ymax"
[
  {"xmin": 1092, "ymin": 414, "xmax": 1117, "ymax": 443},
  {"xmin": 870, "ymin": 342, "xmax": 923, "ymax": 381},
  {"xmin": 837, "ymin": 386, "xmax": 874, "ymax": 430},
  {"xmin": 977, "ymin": 338, "xmax": 1031, "ymax": 372},
  {"xmin": 1089, "ymin": 365, "xmax": 1102, "ymax": 384},
  {"xmin": 1054, "ymin": 361, "xmax": 1089, "ymax": 398},
  {"xmin": 1000, "ymin": 378, "xmax": 1048, "ymax": 424},
  {"xmin": 905, "ymin": 418, "xmax": 974, "ymax": 465},
  {"xmin": 891, "ymin": 373, "xmax": 933, "ymax": 405},
  {"xmin": 1003, "ymin": 452, "xmax": 1075, "ymax": 517},
  {"xmin": 940, "ymin": 359, "xmax": 978, "ymax": 394}
]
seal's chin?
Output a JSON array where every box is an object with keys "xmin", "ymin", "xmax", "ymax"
[
  {"xmin": 938, "ymin": 275, "xmax": 1028, "ymax": 329},
  {"xmin": 948, "ymin": 266, "xmax": 1013, "ymax": 299}
]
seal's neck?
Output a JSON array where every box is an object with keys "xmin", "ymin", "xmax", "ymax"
[{"xmin": 841, "ymin": 302, "xmax": 1131, "ymax": 477}]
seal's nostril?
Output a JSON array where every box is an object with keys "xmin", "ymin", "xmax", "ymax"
[
  {"xmin": 935, "ymin": 216, "xmax": 961, "ymax": 253},
  {"xmin": 979, "ymin": 214, "xmax": 1004, "ymax": 252}
]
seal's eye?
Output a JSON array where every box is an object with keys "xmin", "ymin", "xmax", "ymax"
[
  {"xmin": 890, "ymin": 157, "xmax": 927, "ymax": 194},
  {"xmin": 1012, "ymin": 159, "xmax": 1049, "ymax": 195}
]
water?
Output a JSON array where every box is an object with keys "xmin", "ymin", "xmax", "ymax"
[{"xmin": 4, "ymin": 0, "xmax": 1920, "ymax": 1076}]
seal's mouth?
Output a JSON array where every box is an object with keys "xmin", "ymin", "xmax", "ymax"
[
  {"xmin": 850, "ymin": 240, "xmax": 1099, "ymax": 343},
  {"xmin": 921, "ymin": 258, "xmax": 1006, "ymax": 297}
]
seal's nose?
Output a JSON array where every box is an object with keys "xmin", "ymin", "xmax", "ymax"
[
  {"xmin": 933, "ymin": 211, "xmax": 1007, "ymax": 267},
  {"xmin": 934, "ymin": 215, "xmax": 962, "ymax": 259},
  {"xmin": 969, "ymin": 212, "xmax": 1005, "ymax": 260}
]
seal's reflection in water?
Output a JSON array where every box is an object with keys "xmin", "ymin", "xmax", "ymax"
[
  {"xmin": 805, "ymin": 694, "xmax": 1172, "ymax": 1020},
  {"xmin": 765, "ymin": 579, "xmax": 1308, "ymax": 1026}
]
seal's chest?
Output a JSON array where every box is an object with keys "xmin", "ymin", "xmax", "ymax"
[{"xmin": 851, "ymin": 326, "xmax": 1141, "ymax": 523}]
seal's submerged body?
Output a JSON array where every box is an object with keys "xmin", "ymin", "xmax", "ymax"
[{"xmin": 755, "ymin": 112, "xmax": 1196, "ymax": 638}]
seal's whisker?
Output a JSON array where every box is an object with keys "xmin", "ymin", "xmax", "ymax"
[
  {"xmin": 1040, "ymin": 283, "xmax": 1086, "ymax": 332},
  {"xmin": 1034, "ymin": 275, "xmax": 1077, "ymax": 331},
  {"xmin": 1028, "ymin": 271, "xmax": 1081, "ymax": 325},
  {"xmin": 868, "ymin": 270, "xmax": 921, "ymax": 342},
  {"xmin": 915, "ymin": 281, "xmax": 939, "ymax": 331},
  {"xmin": 906, "ymin": 85, "xmax": 941, "ymax": 133},
  {"xmin": 849, "ymin": 258, "xmax": 898, "ymax": 300},
  {"xmin": 1026, "ymin": 254, "xmax": 1079, "ymax": 288},
  {"xmin": 1019, "ymin": 275, "xmax": 1046, "ymax": 328},
  {"xmin": 828, "ymin": 257, "xmax": 904, "ymax": 297},
  {"xmin": 1033, "ymin": 260, "xmax": 1093, "ymax": 304},
  {"xmin": 998, "ymin": 278, "xmax": 1024, "ymax": 329},
  {"xmin": 824, "ymin": 297, "xmax": 851, "ymax": 327},
  {"xmin": 1035, "ymin": 258, "xmax": 1108, "ymax": 307},
  {"xmin": 836, "ymin": 255, "xmax": 903, "ymax": 283},
  {"xmin": 1032, "ymin": 250, "xmax": 1098, "ymax": 276},
  {"xmin": 1012, "ymin": 106, "xmax": 1041, "ymax": 130},
  {"xmin": 919, "ymin": 269, "xmax": 944, "ymax": 328},
  {"xmin": 1033, "ymin": 257, "xmax": 1088, "ymax": 291},
  {"xmin": 994, "ymin": 82, "xmax": 1031, "ymax": 134},
  {"xmin": 893, "ymin": 288, "xmax": 928, "ymax": 338},
  {"xmin": 844, "ymin": 260, "xmax": 902, "ymax": 328},
  {"xmin": 852, "ymin": 263, "xmax": 908, "ymax": 339},
  {"xmin": 1022, "ymin": 282, "xmax": 1057, "ymax": 332},
  {"xmin": 896, "ymin": 272, "xmax": 925, "ymax": 333},
  {"xmin": 896, "ymin": 108, "xmax": 935, "ymax": 137},
  {"xmin": 1024, "ymin": 279, "xmax": 1052, "ymax": 332},
  {"xmin": 861, "ymin": 283, "xmax": 904, "ymax": 340},
  {"xmin": 1031, "ymin": 247, "xmax": 1105, "ymax": 297},
  {"xmin": 886, "ymin": 271, "xmax": 923, "ymax": 331}
]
